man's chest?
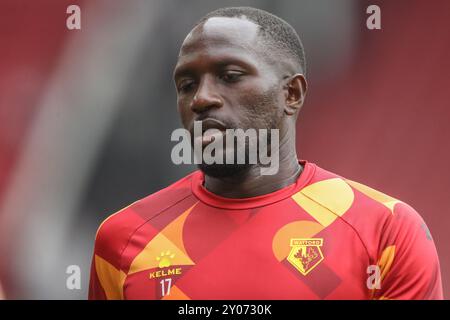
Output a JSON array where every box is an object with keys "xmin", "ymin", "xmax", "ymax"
[{"xmin": 121, "ymin": 212, "xmax": 371, "ymax": 299}]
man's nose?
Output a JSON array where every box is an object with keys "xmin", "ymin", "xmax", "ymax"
[{"xmin": 190, "ymin": 76, "xmax": 222, "ymax": 113}]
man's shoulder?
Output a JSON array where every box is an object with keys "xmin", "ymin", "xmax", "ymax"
[
  {"xmin": 309, "ymin": 164, "xmax": 428, "ymax": 258},
  {"xmin": 93, "ymin": 171, "xmax": 200, "ymax": 260},
  {"xmin": 309, "ymin": 164, "xmax": 415, "ymax": 219},
  {"xmin": 304, "ymin": 164, "xmax": 426, "ymax": 238},
  {"xmin": 306, "ymin": 164, "xmax": 442, "ymax": 299},
  {"xmin": 341, "ymin": 175, "xmax": 427, "ymax": 241}
]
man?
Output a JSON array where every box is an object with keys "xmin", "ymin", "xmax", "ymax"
[{"xmin": 89, "ymin": 7, "xmax": 443, "ymax": 299}]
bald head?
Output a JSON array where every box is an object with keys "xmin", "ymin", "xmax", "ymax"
[
  {"xmin": 182, "ymin": 17, "xmax": 260, "ymax": 52},
  {"xmin": 191, "ymin": 7, "xmax": 307, "ymax": 76}
]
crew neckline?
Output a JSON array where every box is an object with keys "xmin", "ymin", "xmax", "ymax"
[{"xmin": 191, "ymin": 159, "xmax": 316, "ymax": 210}]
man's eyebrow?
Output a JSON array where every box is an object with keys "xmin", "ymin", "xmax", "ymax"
[
  {"xmin": 173, "ymin": 65, "xmax": 193, "ymax": 80},
  {"xmin": 173, "ymin": 57, "xmax": 257, "ymax": 80}
]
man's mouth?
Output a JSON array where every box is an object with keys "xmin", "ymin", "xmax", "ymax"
[{"xmin": 193, "ymin": 118, "xmax": 227, "ymax": 147}]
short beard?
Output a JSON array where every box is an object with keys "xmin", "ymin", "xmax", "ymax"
[
  {"xmin": 196, "ymin": 85, "xmax": 282, "ymax": 179},
  {"xmin": 197, "ymin": 135, "xmax": 254, "ymax": 178},
  {"xmin": 195, "ymin": 127, "xmax": 277, "ymax": 178},
  {"xmin": 197, "ymin": 162, "xmax": 252, "ymax": 178}
]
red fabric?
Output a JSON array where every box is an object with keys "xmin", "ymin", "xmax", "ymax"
[{"xmin": 89, "ymin": 160, "xmax": 442, "ymax": 299}]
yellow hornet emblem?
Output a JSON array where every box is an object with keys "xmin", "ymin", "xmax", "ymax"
[{"xmin": 287, "ymin": 238, "xmax": 324, "ymax": 275}]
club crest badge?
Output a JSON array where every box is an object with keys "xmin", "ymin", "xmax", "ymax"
[{"xmin": 287, "ymin": 238, "xmax": 324, "ymax": 275}]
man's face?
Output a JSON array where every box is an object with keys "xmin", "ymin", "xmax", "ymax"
[{"xmin": 173, "ymin": 17, "xmax": 285, "ymax": 177}]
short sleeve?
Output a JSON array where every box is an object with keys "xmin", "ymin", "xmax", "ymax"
[
  {"xmin": 88, "ymin": 219, "xmax": 127, "ymax": 300},
  {"xmin": 371, "ymin": 202, "xmax": 443, "ymax": 299}
]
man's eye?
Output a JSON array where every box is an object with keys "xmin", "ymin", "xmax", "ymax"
[
  {"xmin": 220, "ymin": 71, "xmax": 244, "ymax": 83},
  {"xmin": 178, "ymin": 80, "xmax": 195, "ymax": 92}
]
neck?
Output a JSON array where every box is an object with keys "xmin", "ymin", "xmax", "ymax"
[{"xmin": 203, "ymin": 130, "xmax": 302, "ymax": 198}]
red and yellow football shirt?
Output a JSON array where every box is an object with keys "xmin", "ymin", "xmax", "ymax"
[{"xmin": 88, "ymin": 160, "xmax": 443, "ymax": 300}]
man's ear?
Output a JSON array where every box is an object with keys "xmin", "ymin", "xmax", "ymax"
[{"xmin": 284, "ymin": 74, "xmax": 307, "ymax": 116}]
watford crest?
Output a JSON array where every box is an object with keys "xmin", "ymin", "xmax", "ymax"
[{"xmin": 287, "ymin": 238, "xmax": 324, "ymax": 275}]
